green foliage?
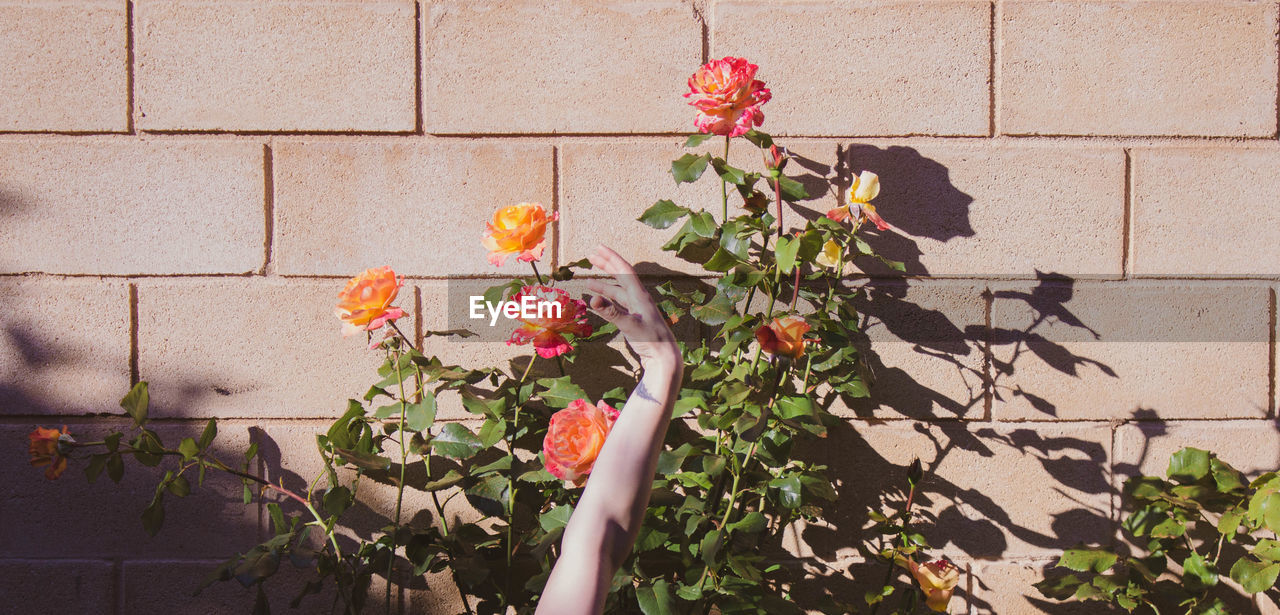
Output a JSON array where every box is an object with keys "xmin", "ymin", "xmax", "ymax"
[
  {"xmin": 1036, "ymin": 447, "xmax": 1280, "ymax": 614},
  {"xmin": 63, "ymin": 126, "xmax": 931, "ymax": 615}
]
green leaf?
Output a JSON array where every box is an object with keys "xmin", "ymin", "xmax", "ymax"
[
  {"xmin": 405, "ymin": 393, "xmax": 437, "ymax": 432},
  {"xmin": 1167, "ymin": 447, "xmax": 1211, "ymax": 483},
  {"xmin": 775, "ymin": 396, "xmax": 817, "ymax": 421},
  {"xmin": 478, "ymin": 418, "xmax": 507, "ymax": 448},
  {"xmin": 539, "ymin": 504, "xmax": 573, "ymax": 532},
  {"xmin": 1182, "ymin": 552, "xmax": 1218, "ymax": 591},
  {"xmin": 684, "ymin": 133, "xmax": 714, "ymax": 147},
  {"xmin": 120, "ymin": 381, "xmax": 150, "ymax": 428},
  {"xmin": 1219, "ymin": 507, "xmax": 1245, "ymax": 539},
  {"xmin": 1149, "ymin": 517, "xmax": 1186, "ymax": 539},
  {"xmin": 688, "ymin": 211, "xmax": 717, "ymax": 238},
  {"xmin": 1250, "ymin": 491, "xmax": 1280, "ymax": 533},
  {"xmin": 179, "ymin": 438, "xmax": 199, "ymax": 461},
  {"xmin": 142, "ymin": 496, "xmax": 165, "ymax": 536},
  {"xmin": 672, "ymin": 153, "xmax": 711, "ymax": 184},
  {"xmin": 464, "ymin": 474, "xmax": 509, "ymax": 517},
  {"xmin": 777, "ymin": 176, "xmax": 809, "ymax": 201},
  {"xmin": 1255, "ymin": 539, "xmax": 1280, "ymax": 561},
  {"xmin": 636, "ymin": 580, "xmax": 676, "ymax": 615},
  {"xmin": 1210, "ymin": 458, "xmax": 1246, "ymax": 492},
  {"xmin": 432, "ymin": 423, "xmax": 483, "ymax": 460},
  {"xmin": 690, "ymin": 291, "xmax": 736, "ymax": 326},
  {"xmin": 84, "ymin": 454, "xmax": 108, "ymax": 483},
  {"xmin": 700, "ymin": 530, "xmax": 723, "ymax": 567},
  {"xmin": 323, "ymin": 486, "xmax": 353, "ymax": 517},
  {"xmin": 198, "ymin": 418, "xmax": 217, "ymax": 450},
  {"xmin": 333, "ymin": 448, "xmax": 391, "ymax": 471},
  {"xmin": 538, "ymin": 376, "xmax": 589, "ymax": 409},
  {"xmin": 772, "ymin": 475, "xmax": 803, "ymax": 509},
  {"xmin": 422, "ymin": 469, "xmax": 464, "ymax": 491},
  {"xmin": 1057, "ymin": 547, "xmax": 1118, "ymax": 574},
  {"xmin": 728, "ymin": 511, "xmax": 766, "ymax": 535},
  {"xmin": 1231, "ymin": 557, "xmax": 1280, "ymax": 594},
  {"xmin": 107, "ymin": 453, "xmax": 124, "ymax": 483},
  {"xmin": 775, "ymin": 235, "xmax": 800, "ymax": 274},
  {"xmin": 702, "ymin": 248, "xmax": 740, "ymax": 272},
  {"xmin": 743, "ymin": 130, "xmax": 773, "ymax": 149},
  {"xmin": 638, "ymin": 200, "xmax": 690, "ymax": 230},
  {"xmin": 713, "ymin": 159, "xmax": 747, "ymax": 185},
  {"xmin": 167, "ymin": 475, "xmax": 191, "ymax": 497}
]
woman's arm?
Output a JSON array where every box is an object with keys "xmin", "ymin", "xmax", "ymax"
[{"xmin": 535, "ymin": 246, "xmax": 684, "ymax": 615}]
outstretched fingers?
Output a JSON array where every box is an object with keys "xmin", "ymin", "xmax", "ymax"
[{"xmin": 588, "ymin": 245, "xmax": 645, "ymax": 300}]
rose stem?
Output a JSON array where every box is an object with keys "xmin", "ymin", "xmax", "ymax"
[
  {"xmin": 721, "ymin": 134, "xmax": 731, "ymax": 222},
  {"xmin": 505, "ymin": 355, "xmax": 539, "ymax": 605},
  {"xmin": 530, "ymin": 261, "xmax": 546, "ymax": 285},
  {"xmin": 387, "ymin": 345, "xmax": 412, "ymax": 615},
  {"xmin": 388, "ymin": 320, "xmax": 417, "ymax": 352}
]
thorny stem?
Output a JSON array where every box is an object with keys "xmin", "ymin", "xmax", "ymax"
[
  {"xmin": 789, "ymin": 262, "xmax": 801, "ymax": 311},
  {"xmin": 504, "ymin": 355, "xmax": 539, "ymax": 606},
  {"xmin": 721, "ymin": 135, "xmax": 730, "ymax": 222},
  {"xmin": 872, "ymin": 479, "xmax": 919, "ymax": 615},
  {"xmin": 387, "ymin": 346, "xmax": 413, "ymax": 615},
  {"xmin": 388, "ymin": 320, "xmax": 416, "ymax": 352},
  {"xmin": 531, "ymin": 261, "xmax": 545, "ymax": 285}
]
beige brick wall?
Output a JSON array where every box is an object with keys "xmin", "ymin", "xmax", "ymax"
[{"xmin": 2, "ymin": 0, "xmax": 1278, "ymax": 613}]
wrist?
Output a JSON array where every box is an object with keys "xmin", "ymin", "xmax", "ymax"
[{"xmin": 641, "ymin": 353, "xmax": 684, "ymax": 381}]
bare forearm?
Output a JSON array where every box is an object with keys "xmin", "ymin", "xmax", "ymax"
[{"xmin": 577, "ymin": 358, "xmax": 683, "ymax": 545}]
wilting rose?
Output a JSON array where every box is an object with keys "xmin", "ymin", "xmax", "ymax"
[
  {"xmin": 506, "ymin": 285, "xmax": 592, "ymax": 358},
  {"xmin": 827, "ymin": 170, "xmax": 889, "ymax": 231},
  {"xmin": 543, "ymin": 399, "xmax": 619, "ymax": 487},
  {"xmin": 754, "ymin": 315, "xmax": 810, "ymax": 360},
  {"xmin": 814, "ymin": 239, "xmax": 842, "ymax": 269},
  {"xmin": 908, "ymin": 558, "xmax": 960, "ymax": 612},
  {"xmin": 335, "ymin": 266, "xmax": 406, "ymax": 337},
  {"xmin": 684, "ymin": 57, "xmax": 771, "ymax": 138},
  {"xmin": 29, "ymin": 425, "xmax": 72, "ymax": 480},
  {"xmin": 482, "ymin": 202, "xmax": 555, "ymax": 267}
]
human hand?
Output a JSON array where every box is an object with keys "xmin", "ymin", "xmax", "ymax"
[{"xmin": 583, "ymin": 245, "xmax": 682, "ymax": 371}]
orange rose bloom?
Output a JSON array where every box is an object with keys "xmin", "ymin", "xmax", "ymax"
[
  {"xmin": 506, "ymin": 285, "xmax": 592, "ymax": 359},
  {"xmin": 908, "ymin": 558, "xmax": 960, "ymax": 612},
  {"xmin": 482, "ymin": 202, "xmax": 556, "ymax": 267},
  {"xmin": 755, "ymin": 315, "xmax": 810, "ymax": 360},
  {"xmin": 29, "ymin": 425, "xmax": 72, "ymax": 480},
  {"xmin": 335, "ymin": 266, "xmax": 406, "ymax": 337},
  {"xmin": 543, "ymin": 399, "xmax": 619, "ymax": 487},
  {"xmin": 684, "ymin": 57, "xmax": 771, "ymax": 137}
]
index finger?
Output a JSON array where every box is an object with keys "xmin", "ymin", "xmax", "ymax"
[{"xmin": 588, "ymin": 245, "xmax": 645, "ymax": 297}]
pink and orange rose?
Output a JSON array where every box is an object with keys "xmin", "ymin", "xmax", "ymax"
[
  {"xmin": 335, "ymin": 266, "xmax": 406, "ymax": 337},
  {"xmin": 685, "ymin": 57, "xmax": 771, "ymax": 138},
  {"xmin": 543, "ymin": 399, "xmax": 619, "ymax": 487},
  {"xmin": 506, "ymin": 285, "xmax": 592, "ymax": 358},
  {"xmin": 482, "ymin": 202, "xmax": 555, "ymax": 267},
  {"xmin": 29, "ymin": 425, "xmax": 72, "ymax": 480},
  {"xmin": 755, "ymin": 315, "xmax": 811, "ymax": 360}
]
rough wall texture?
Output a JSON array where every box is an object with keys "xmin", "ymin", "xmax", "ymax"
[{"xmin": 2, "ymin": 1, "xmax": 1279, "ymax": 613}]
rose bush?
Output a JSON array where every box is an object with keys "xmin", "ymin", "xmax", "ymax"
[{"xmin": 29, "ymin": 56, "xmax": 959, "ymax": 615}]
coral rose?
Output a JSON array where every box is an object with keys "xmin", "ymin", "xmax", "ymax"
[
  {"xmin": 543, "ymin": 399, "xmax": 619, "ymax": 487},
  {"xmin": 755, "ymin": 315, "xmax": 810, "ymax": 360},
  {"xmin": 684, "ymin": 57, "xmax": 771, "ymax": 138},
  {"xmin": 29, "ymin": 425, "xmax": 72, "ymax": 480},
  {"xmin": 908, "ymin": 558, "xmax": 960, "ymax": 612},
  {"xmin": 506, "ymin": 285, "xmax": 592, "ymax": 359},
  {"xmin": 335, "ymin": 266, "xmax": 406, "ymax": 337},
  {"xmin": 482, "ymin": 202, "xmax": 556, "ymax": 267},
  {"xmin": 827, "ymin": 170, "xmax": 888, "ymax": 231}
]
